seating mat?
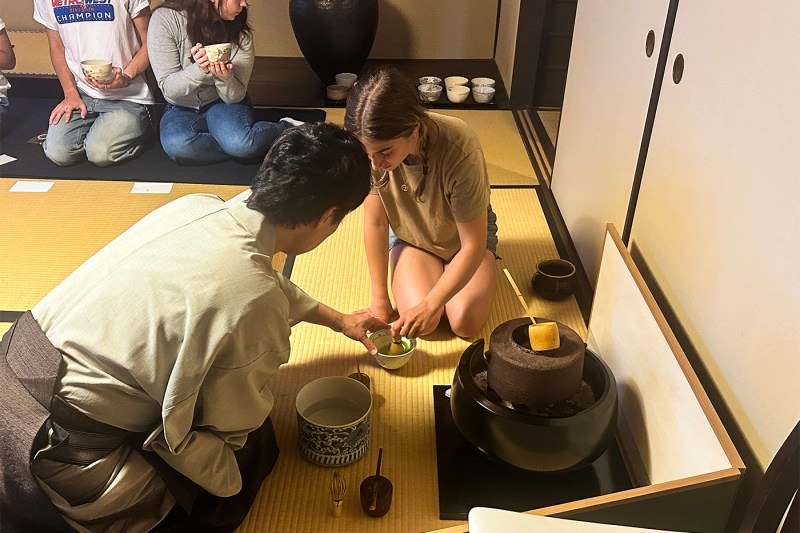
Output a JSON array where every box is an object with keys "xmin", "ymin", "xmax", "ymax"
[
  {"xmin": 0, "ymin": 178, "xmax": 261, "ymax": 317},
  {"xmin": 0, "ymin": 97, "xmax": 325, "ymax": 185}
]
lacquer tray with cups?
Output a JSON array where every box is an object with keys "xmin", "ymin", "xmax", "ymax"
[{"xmin": 417, "ymin": 75, "xmax": 497, "ymax": 106}]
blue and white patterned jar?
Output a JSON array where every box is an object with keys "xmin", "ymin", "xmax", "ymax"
[{"xmin": 296, "ymin": 376, "xmax": 372, "ymax": 466}]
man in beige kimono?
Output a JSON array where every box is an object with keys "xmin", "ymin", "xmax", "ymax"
[{"xmin": 0, "ymin": 122, "xmax": 386, "ymax": 532}]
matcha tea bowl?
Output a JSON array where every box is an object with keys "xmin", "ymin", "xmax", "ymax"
[{"xmin": 369, "ymin": 329, "xmax": 416, "ymax": 370}]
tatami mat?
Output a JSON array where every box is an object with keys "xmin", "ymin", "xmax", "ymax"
[
  {"xmin": 324, "ymin": 108, "xmax": 537, "ymax": 186},
  {"xmin": 537, "ymin": 109, "xmax": 561, "ymax": 147},
  {"xmin": 1, "ymin": 115, "xmax": 574, "ymax": 531},
  {"xmin": 0, "ymin": 178, "xmax": 258, "ymax": 314},
  {"xmin": 238, "ymin": 188, "xmax": 585, "ymax": 533}
]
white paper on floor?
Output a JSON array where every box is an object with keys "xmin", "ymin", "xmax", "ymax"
[
  {"xmin": 10, "ymin": 180, "xmax": 54, "ymax": 192},
  {"xmin": 131, "ymin": 182, "xmax": 174, "ymax": 194}
]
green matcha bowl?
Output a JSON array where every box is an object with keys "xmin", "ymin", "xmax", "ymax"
[{"xmin": 369, "ymin": 329, "xmax": 416, "ymax": 370}]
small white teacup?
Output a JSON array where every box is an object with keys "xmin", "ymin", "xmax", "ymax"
[
  {"xmin": 335, "ymin": 72, "xmax": 358, "ymax": 88},
  {"xmin": 446, "ymin": 85, "xmax": 470, "ymax": 103},
  {"xmin": 204, "ymin": 43, "xmax": 232, "ymax": 63},
  {"xmin": 80, "ymin": 59, "xmax": 112, "ymax": 82},
  {"xmin": 444, "ymin": 76, "xmax": 469, "ymax": 90},
  {"xmin": 470, "ymin": 77, "xmax": 496, "ymax": 88},
  {"xmin": 418, "ymin": 83, "xmax": 443, "ymax": 103},
  {"xmin": 472, "ymin": 86, "xmax": 496, "ymax": 103}
]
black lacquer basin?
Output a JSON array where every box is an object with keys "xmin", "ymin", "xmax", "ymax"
[{"xmin": 450, "ymin": 339, "xmax": 618, "ymax": 472}]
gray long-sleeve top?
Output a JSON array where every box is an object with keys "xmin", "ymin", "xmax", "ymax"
[{"xmin": 148, "ymin": 7, "xmax": 254, "ymax": 109}]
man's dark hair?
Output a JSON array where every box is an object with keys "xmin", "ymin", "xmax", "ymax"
[{"xmin": 247, "ymin": 122, "xmax": 371, "ymax": 227}]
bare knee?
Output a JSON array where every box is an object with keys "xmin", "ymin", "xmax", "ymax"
[{"xmin": 448, "ymin": 311, "xmax": 485, "ymax": 339}]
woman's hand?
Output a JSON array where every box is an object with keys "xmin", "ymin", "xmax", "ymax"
[
  {"xmin": 391, "ymin": 299, "xmax": 442, "ymax": 340},
  {"xmin": 191, "ymin": 43, "xmax": 210, "ymax": 72},
  {"xmin": 49, "ymin": 94, "xmax": 86, "ymax": 125},
  {"xmin": 364, "ymin": 296, "xmax": 395, "ymax": 324},
  {"xmin": 341, "ymin": 310, "xmax": 390, "ymax": 355},
  {"xmin": 208, "ymin": 60, "xmax": 233, "ymax": 79}
]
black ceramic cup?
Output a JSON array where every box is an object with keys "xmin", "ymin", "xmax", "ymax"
[{"xmin": 531, "ymin": 258, "xmax": 577, "ymax": 301}]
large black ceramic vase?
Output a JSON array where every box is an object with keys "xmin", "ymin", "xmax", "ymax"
[{"xmin": 289, "ymin": 0, "xmax": 379, "ymax": 85}]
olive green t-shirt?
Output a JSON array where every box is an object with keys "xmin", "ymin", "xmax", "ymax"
[{"xmin": 372, "ymin": 112, "xmax": 490, "ymax": 262}]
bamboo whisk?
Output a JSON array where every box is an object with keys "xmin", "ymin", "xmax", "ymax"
[{"xmin": 330, "ymin": 469, "xmax": 347, "ymax": 517}]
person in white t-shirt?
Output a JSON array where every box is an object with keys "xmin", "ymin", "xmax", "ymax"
[
  {"xmin": 0, "ymin": 17, "xmax": 15, "ymax": 120},
  {"xmin": 33, "ymin": 0, "xmax": 155, "ymax": 167}
]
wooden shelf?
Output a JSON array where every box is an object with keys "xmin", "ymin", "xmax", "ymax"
[{"xmin": 248, "ymin": 57, "xmax": 509, "ymax": 109}]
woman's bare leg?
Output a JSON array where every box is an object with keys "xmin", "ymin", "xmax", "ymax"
[
  {"xmin": 390, "ymin": 243, "xmax": 445, "ymax": 336},
  {"xmin": 444, "ymin": 250, "xmax": 497, "ymax": 338}
]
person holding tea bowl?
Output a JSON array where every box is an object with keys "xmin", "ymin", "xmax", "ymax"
[
  {"xmin": 36, "ymin": 0, "xmax": 154, "ymax": 168},
  {"xmin": 149, "ymin": 0, "xmax": 300, "ymax": 165}
]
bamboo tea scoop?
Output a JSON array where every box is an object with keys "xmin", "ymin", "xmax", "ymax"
[
  {"xmin": 359, "ymin": 447, "xmax": 393, "ymax": 517},
  {"xmin": 348, "ymin": 355, "xmax": 371, "ymax": 389},
  {"xmin": 502, "ymin": 268, "xmax": 560, "ymax": 351}
]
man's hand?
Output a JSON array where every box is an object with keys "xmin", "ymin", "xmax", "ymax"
[
  {"xmin": 85, "ymin": 67, "xmax": 131, "ymax": 91},
  {"xmin": 49, "ymin": 94, "xmax": 87, "ymax": 125},
  {"xmin": 341, "ymin": 310, "xmax": 390, "ymax": 355}
]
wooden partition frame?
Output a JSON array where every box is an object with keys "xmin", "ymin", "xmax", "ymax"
[{"xmin": 430, "ymin": 224, "xmax": 744, "ymax": 533}]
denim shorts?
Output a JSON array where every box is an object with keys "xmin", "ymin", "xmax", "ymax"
[{"xmin": 388, "ymin": 203, "xmax": 499, "ymax": 255}]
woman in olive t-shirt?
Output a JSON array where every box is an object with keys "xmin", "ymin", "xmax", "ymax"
[{"xmin": 345, "ymin": 65, "xmax": 498, "ymax": 340}]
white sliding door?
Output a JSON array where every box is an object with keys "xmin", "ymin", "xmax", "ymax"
[
  {"xmin": 552, "ymin": 0, "xmax": 671, "ymax": 286},
  {"xmin": 629, "ymin": 0, "xmax": 800, "ymax": 467}
]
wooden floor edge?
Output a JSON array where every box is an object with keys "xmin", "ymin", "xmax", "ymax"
[{"xmin": 423, "ymin": 468, "xmax": 742, "ymax": 533}]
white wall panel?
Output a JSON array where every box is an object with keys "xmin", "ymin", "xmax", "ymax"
[
  {"xmin": 552, "ymin": 0, "xmax": 670, "ymax": 285},
  {"xmin": 629, "ymin": 0, "xmax": 800, "ymax": 468}
]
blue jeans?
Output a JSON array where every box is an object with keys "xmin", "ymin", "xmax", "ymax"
[
  {"xmin": 43, "ymin": 94, "xmax": 150, "ymax": 167},
  {"xmin": 159, "ymin": 99, "xmax": 288, "ymax": 165}
]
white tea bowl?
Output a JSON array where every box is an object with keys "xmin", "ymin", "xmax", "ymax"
[
  {"xmin": 446, "ymin": 85, "xmax": 470, "ymax": 103},
  {"xmin": 444, "ymin": 75, "xmax": 469, "ymax": 89},
  {"xmin": 472, "ymin": 85, "xmax": 496, "ymax": 103},
  {"xmin": 370, "ymin": 329, "xmax": 417, "ymax": 370},
  {"xmin": 419, "ymin": 76, "xmax": 442, "ymax": 86},
  {"xmin": 80, "ymin": 59, "xmax": 112, "ymax": 81},
  {"xmin": 418, "ymin": 83, "xmax": 443, "ymax": 102},
  {"xmin": 335, "ymin": 72, "xmax": 358, "ymax": 88},
  {"xmin": 470, "ymin": 77, "xmax": 496, "ymax": 88},
  {"xmin": 204, "ymin": 43, "xmax": 232, "ymax": 63}
]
